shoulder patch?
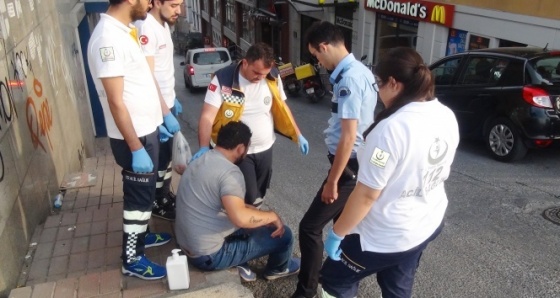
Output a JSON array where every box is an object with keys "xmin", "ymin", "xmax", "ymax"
[
  {"xmin": 139, "ymin": 35, "xmax": 149, "ymax": 45},
  {"xmin": 370, "ymin": 147, "xmax": 390, "ymax": 168},
  {"xmin": 208, "ymin": 83, "xmax": 217, "ymax": 92},
  {"xmin": 338, "ymin": 86, "xmax": 351, "ymax": 98},
  {"xmin": 99, "ymin": 47, "xmax": 115, "ymax": 62}
]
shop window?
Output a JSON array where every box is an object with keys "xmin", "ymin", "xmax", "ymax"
[
  {"xmin": 212, "ymin": 0, "xmax": 221, "ymax": 19},
  {"xmin": 468, "ymin": 34, "xmax": 490, "ymax": 50},
  {"xmin": 374, "ymin": 14, "xmax": 418, "ymax": 63},
  {"xmin": 499, "ymin": 39, "xmax": 527, "ymax": 48},
  {"xmin": 241, "ymin": 5, "xmax": 255, "ymax": 44}
]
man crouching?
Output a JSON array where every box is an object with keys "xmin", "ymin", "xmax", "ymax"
[{"xmin": 175, "ymin": 121, "xmax": 300, "ymax": 282}]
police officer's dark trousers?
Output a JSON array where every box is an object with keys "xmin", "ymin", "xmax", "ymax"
[
  {"xmin": 110, "ymin": 129, "xmax": 159, "ymax": 265},
  {"xmin": 295, "ymin": 154, "xmax": 359, "ymax": 298}
]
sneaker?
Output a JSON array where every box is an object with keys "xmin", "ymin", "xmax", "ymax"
[
  {"xmin": 264, "ymin": 257, "xmax": 300, "ymax": 280},
  {"xmin": 122, "ymin": 255, "xmax": 166, "ymax": 280},
  {"xmin": 166, "ymin": 191, "xmax": 176, "ymax": 208},
  {"xmin": 145, "ymin": 232, "xmax": 171, "ymax": 248},
  {"xmin": 152, "ymin": 203, "xmax": 175, "ymax": 221},
  {"xmin": 236, "ymin": 263, "xmax": 257, "ymax": 282}
]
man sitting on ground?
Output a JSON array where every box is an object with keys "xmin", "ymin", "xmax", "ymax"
[{"xmin": 175, "ymin": 121, "xmax": 300, "ymax": 281}]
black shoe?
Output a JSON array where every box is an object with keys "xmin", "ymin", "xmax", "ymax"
[
  {"xmin": 165, "ymin": 191, "xmax": 176, "ymax": 208},
  {"xmin": 152, "ymin": 203, "xmax": 175, "ymax": 221}
]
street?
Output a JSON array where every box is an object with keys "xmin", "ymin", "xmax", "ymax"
[{"xmin": 173, "ymin": 55, "xmax": 560, "ymax": 298}]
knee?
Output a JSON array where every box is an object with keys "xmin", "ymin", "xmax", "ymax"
[{"xmin": 299, "ymin": 218, "xmax": 323, "ymax": 236}]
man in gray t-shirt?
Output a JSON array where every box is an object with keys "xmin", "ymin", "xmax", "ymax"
[{"xmin": 175, "ymin": 121, "xmax": 300, "ymax": 282}]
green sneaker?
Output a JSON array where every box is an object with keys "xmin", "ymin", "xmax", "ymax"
[
  {"xmin": 122, "ymin": 256, "xmax": 166, "ymax": 280},
  {"xmin": 145, "ymin": 232, "xmax": 171, "ymax": 248}
]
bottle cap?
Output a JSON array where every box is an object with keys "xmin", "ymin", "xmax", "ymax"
[{"xmin": 171, "ymin": 248, "xmax": 181, "ymax": 259}]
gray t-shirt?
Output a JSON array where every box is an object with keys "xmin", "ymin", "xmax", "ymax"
[{"xmin": 175, "ymin": 150, "xmax": 246, "ymax": 256}]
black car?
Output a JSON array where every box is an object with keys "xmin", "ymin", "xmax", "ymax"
[{"xmin": 430, "ymin": 47, "xmax": 560, "ymax": 161}]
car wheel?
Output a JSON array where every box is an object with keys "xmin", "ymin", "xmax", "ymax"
[{"xmin": 485, "ymin": 118, "xmax": 528, "ymax": 162}]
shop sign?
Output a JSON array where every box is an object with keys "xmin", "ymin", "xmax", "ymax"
[
  {"xmin": 364, "ymin": 0, "xmax": 454, "ymax": 28},
  {"xmin": 335, "ymin": 16, "xmax": 353, "ymax": 29}
]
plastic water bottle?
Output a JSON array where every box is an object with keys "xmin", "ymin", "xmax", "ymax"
[
  {"xmin": 53, "ymin": 192, "xmax": 63, "ymax": 209},
  {"xmin": 166, "ymin": 248, "xmax": 189, "ymax": 290}
]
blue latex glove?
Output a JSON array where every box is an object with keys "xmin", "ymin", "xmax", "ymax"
[
  {"xmin": 163, "ymin": 113, "xmax": 180, "ymax": 134},
  {"xmin": 324, "ymin": 228, "xmax": 344, "ymax": 261},
  {"xmin": 298, "ymin": 135, "xmax": 309, "ymax": 155},
  {"xmin": 131, "ymin": 147, "xmax": 153, "ymax": 173},
  {"xmin": 190, "ymin": 146, "xmax": 210, "ymax": 162},
  {"xmin": 173, "ymin": 98, "xmax": 183, "ymax": 116},
  {"xmin": 159, "ymin": 125, "xmax": 173, "ymax": 143}
]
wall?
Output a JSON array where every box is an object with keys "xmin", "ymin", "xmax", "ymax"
[
  {"xmin": 437, "ymin": 0, "xmax": 560, "ymax": 21},
  {"xmin": 0, "ymin": 0, "xmax": 93, "ymax": 295}
]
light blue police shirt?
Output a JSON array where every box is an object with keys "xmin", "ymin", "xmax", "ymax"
[{"xmin": 324, "ymin": 53, "xmax": 377, "ymax": 158}]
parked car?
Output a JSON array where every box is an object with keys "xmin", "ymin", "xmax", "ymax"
[
  {"xmin": 430, "ymin": 47, "xmax": 560, "ymax": 162},
  {"xmin": 180, "ymin": 47, "xmax": 232, "ymax": 92}
]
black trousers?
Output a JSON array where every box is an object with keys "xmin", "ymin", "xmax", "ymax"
[
  {"xmin": 155, "ymin": 135, "xmax": 172, "ymax": 199},
  {"xmin": 110, "ymin": 129, "xmax": 159, "ymax": 264},
  {"xmin": 295, "ymin": 154, "xmax": 359, "ymax": 298},
  {"xmin": 237, "ymin": 146, "xmax": 273, "ymax": 208}
]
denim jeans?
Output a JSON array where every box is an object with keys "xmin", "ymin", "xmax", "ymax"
[
  {"xmin": 188, "ymin": 225, "xmax": 294, "ymax": 274},
  {"xmin": 320, "ymin": 222, "xmax": 444, "ymax": 298}
]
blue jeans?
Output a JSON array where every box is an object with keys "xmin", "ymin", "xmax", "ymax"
[
  {"xmin": 320, "ymin": 222, "xmax": 444, "ymax": 298},
  {"xmin": 188, "ymin": 225, "xmax": 294, "ymax": 273}
]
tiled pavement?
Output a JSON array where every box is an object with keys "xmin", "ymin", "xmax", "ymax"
[{"xmin": 8, "ymin": 138, "xmax": 252, "ymax": 298}]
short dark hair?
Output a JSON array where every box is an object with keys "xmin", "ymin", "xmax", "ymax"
[
  {"xmin": 244, "ymin": 42, "xmax": 275, "ymax": 68},
  {"xmin": 216, "ymin": 121, "xmax": 252, "ymax": 150},
  {"xmin": 109, "ymin": 0, "xmax": 126, "ymax": 5},
  {"xmin": 305, "ymin": 21, "xmax": 345, "ymax": 51},
  {"xmin": 364, "ymin": 47, "xmax": 434, "ymax": 138}
]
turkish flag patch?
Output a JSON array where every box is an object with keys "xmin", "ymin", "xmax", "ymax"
[
  {"xmin": 208, "ymin": 83, "xmax": 217, "ymax": 92},
  {"xmin": 139, "ymin": 35, "xmax": 149, "ymax": 45}
]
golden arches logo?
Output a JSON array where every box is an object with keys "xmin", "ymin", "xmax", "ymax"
[{"xmin": 431, "ymin": 5, "xmax": 446, "ymax": 24}]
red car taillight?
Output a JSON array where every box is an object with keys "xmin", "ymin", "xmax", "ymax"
[
  {"xmin": 522, "ymin": 86, "xmax": 553, "ymax": 108},
  {"xmin": 188, "ymin": 65, "xmax": 194, "ymax": 76}
]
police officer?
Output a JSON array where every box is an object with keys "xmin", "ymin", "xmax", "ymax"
[{"xmin": 292, "ymin": 21, "xmax": 377, "ymax": 298}]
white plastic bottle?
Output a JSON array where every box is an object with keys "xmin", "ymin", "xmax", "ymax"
[
  {"xmin": 166, "ymin": 248, "xmax": 190, "ymax": 290},
  {"xmin": 53, "ymin": 192, "xmax": 64, "ymax": 209}
]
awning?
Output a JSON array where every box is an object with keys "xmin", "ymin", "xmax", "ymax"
[{"xmin": 288, "ymin": 0, "xmax": 324, "ymax": 13}]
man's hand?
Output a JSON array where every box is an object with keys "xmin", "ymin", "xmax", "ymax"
[
  {"xmin": 163, "ymin": 113, "xmax": 180, "ymax": 134},
  {"xmin": 269, "ymin": 213, "xmax": 285, "ymax": 238},
  {"xmin": 321, "ymin": 180, "xmax": 338, "ymax": 204},
  {"xmin": 131, "ymin": 147, "xmax": 153, "ymax": 173},
  {"xmin": 298, "ymin": 135, "xmax": 309, "ymax": 155},
  {"xmin": 159, "ymin": 125, "xmax": 173, "ymax": 143},
  {"xmin": 173, "ymin": 98, "xmax": 183, "ymax": 116},
  {"xmin": 191, "ymin": 146, "xmax": 210, "ymax": 162},
  {"xmin": 324, "ymin": 228, "xmax": 343, "ymax": 261}
]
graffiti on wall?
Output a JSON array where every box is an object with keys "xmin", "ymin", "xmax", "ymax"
[{"xmin": 26, "ymin": 78, "xmax": 53, "ymax": 152}]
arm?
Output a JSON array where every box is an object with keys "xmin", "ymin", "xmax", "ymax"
[
  {"xmin": 101, "ymin": 77, "xmax": 142, "ymax": 151},
  {"xmin": 222, "ymin": 195, "xmax": 285, "ymax": 237},
  {"xmin": 322, "ymin": 118, "xmax": 357, "ymax": 203},
  {"xmin": 198, "ymin": 103, "xmax": 219, "ymax": 147},
  {"xmin": 146, "ymin": 56, "xmax": 172, "ymax": 116},
  {"xmin": 333, "ymin": 182, "xmax": 381, "ymax": 236}
]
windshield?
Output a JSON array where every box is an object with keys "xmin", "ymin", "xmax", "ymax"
[
  {"xmin": 529, "ymin": 56, "xmax": 560, "ymax": 85},
  {"xmin": 192, "ymin": 51, "xmax": 230, "ymax": 65}
]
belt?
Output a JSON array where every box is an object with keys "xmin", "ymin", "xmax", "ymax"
[{"xmin": 327, "ymin": 153, "xmax": 359, "ymax": 180}]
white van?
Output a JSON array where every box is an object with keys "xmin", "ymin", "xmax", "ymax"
[{"xmin": 181, "ymin": 47, "xmax": 232, "ymax": 91}]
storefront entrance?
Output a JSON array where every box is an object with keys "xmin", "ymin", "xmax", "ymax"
[{"xmin": 374, "ymin": 13, "xmax": 418, "ymax": 63}]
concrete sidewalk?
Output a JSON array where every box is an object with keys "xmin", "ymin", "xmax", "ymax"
[{"xmin": 8, "ymin": 138, "xmax": 253, "ymax": 298}]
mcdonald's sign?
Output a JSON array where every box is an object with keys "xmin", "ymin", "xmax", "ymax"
[{"xmin": 364, "ymin": 0, "xmax": 454, "ymax": 28}]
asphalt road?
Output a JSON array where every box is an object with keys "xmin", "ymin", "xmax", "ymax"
[{"xmin": 173, "ymin": 55, "xmax": 560, "ymax": 298}]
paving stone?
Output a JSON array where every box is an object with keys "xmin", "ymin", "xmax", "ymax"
[
  {"xmin": 88, "ymin": 249, "xmax": 106, "ymax": 269},
  {"xmin": 123, "ymin": 280, "xmax": 166, "ymax": 298},
  {"xmin": 99, "ymin": 269, "xmax": 122, "ymax": 294},
  {"xmin": 68, "ymin": 252, "xmax": 88, "ymax": 273},
  {"xmin": 77, "ymin": 210, "xmax": 94, "ymax": 224},
  {"xmin": 92, "ymin": 208, "xmax": 109, "ymax": 222},
  {"xmin": 108, "ymin": 206, "xmax": 122, "ymax": 220},
  {"xmin": 46, "ymin": 273, "xmax": 66, "ymax": 282},
  {"xmin": 52, "ymin": 277, "xmax": 78, "ymax": 298},
  {"xmin": 71, "ymin": 236, "xmax": 89, "ymax": 253},
  {"xmin": 56, "ymin": 226, "xmax": 75, "ymax": 241},
  {"xmin": 90, "ymin": 222, "xmax": 107, "ymax": 236},
  {"xmin": 89, "ymin": 234, "xmax": 106, "ymax": 251},
  {"xmin": 61, "ymin": 213, "xmax": 78, "ymax": 226},
  {"xmin": 105, "ymin": 247, "xmax": 122, "ymax": 266},
  {"xmin": 74, "ymin": 223, "xmax": 91, "ymax": 238},
  {"xmin": 44, "ymin": 215, "xmax": 62, "ymax": 229},
  {"xmin": 31, "ymin": 282, "xmax": 55, "ymax": 298},
  {"xmin": 39, "ymin": 228, "xmax": 58, "ymax": 243},
  {"xmin": 25, "ymin": 277, "xmax": 47, "ymax": 287},
  {"xmin": 101, "ymin": 187, "xmax": 113, "ymax": 196},
  {"xmin": 34, "ymin": 242, "xmax": 54, "ymax": 260},
  {"xmin": 52, "ymin": 240, "xmax": 72, "ymax": 257},
  {"xmin": 8, "ymin": 286, "xmax": 32, "ymax": 298},
  {"xmin": 87, "ymin": 197, "xmax": 100, "ymax": 207},
  {"xmin": 48, "ymin": 255, "xmax": 69, "ymax": 276},
  {"xmin": 107, "ymin": 218, "xmax": 122, "ymax": 233},
  {"xmin": 100, "ymin": 195, "xmax": 113, "ymax": 205},
  {"xmin": 74, "ymin": 197, "xmax": 88, "ymax": 209},
  {"xmin": 106, "ymin": 231, "xmax": 122, "ymax": 248},
  {"xmin": 78, "ymin": 272, "xmax": 100, "ymax": 297},
  {"xmin": 28, "ymin": 258, "xmax": 50, "ymax": 280}
]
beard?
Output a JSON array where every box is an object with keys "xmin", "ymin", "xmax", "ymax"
[
  {"xmin": 131, "ymin": 1, "xmax": 148, "ymax": 21},
  {"xmin": 161, "ymin": 13, "xmax": 178, "ymax": 25}
]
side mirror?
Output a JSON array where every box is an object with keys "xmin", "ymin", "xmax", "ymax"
[{"xmin": 180, "ymin": 62, "xmax": 185, "ymax": 66}]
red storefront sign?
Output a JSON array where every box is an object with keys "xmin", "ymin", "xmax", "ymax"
[{"xmin": 364, "ymin": 0, "xmax": 455, "ymax": 28}]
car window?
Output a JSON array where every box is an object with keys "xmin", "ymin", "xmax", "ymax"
[
  {"xmin": 460, "ymin": 57, "xmax": 502, "ymax": 85},
  {"xmin": 192, "ymin": 51, "xmax": 230, "ymax": 65},
  {"xmin": 530, "ymin": 56, "xmax": 560, "ymax": 85},
  {"xmin": 432, "ymin": 57, "xmax": 462, "ymax": 85},
  {"xmin": 498, "ymin": 59, "xmax": 524, "ymax": 86}
]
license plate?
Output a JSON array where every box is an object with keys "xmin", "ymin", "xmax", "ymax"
[{"xmin": 306, "ymin": 88, "xmax": 314, "ymax": 94}]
